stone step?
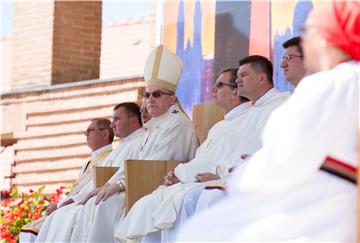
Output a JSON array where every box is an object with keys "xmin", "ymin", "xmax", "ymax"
[
  {"xmin": 13, "ymin": 156, "xmax": 88, "ymax": 174},
  {"xmin": 14, "ymin": 133, "xmax": 84, "ymax": 151},
  {"xmin": 13, "ymin": 169, "xmax": 80, "ymax": 187},
  {"xmin": 16, "ymin": 123, "xmax": 88, "ymax": 139},
  {"xmin": 15, "ymin": 144, "xmax": 90, "ymax": 162},
  {"xmin": 26, "ymin": 120, "xmax": 94, "ymax": 136},
  {"xmin": 24, "ymin": 89, "xmax": 138, "ymax": 125},
  {"xmin": 26, "ymin": 105, "xmax": 113, "ymax": 127}
]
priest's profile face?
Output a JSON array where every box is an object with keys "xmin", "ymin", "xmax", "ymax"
[
  {"xmin": 144, "ymin": 85, "xmax": 176, "ymax": 117},
  {"xmin": 236, "ymin": 63, "xmax": 261, "ymax": 99},
  {"xmin": 111, "ymin": 107, "xmax": 133, "ymax": 138},
  {"xmin": 280, "ymin": 46, "xmax": 305, "ymax": 87},
  {"xmin": 212, "ymin": 71, "xmax": 237, "ymax": 109},
  {"xmin": 85, "ymin": 120, "xmax": 107, "ymax": 151}
]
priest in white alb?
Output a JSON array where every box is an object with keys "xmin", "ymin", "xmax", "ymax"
[{"xmin": 19, "ymin": 118, "xmax": 114, "ymax": 243}]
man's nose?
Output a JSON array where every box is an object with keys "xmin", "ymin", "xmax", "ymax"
[{"xmin": 211, "ymin": 85, "xmax": 217, "ymax": 93}]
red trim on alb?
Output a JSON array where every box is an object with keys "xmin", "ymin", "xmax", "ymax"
[
  {"xmin": 321, "ymin": 156, "xmax": 357, "ymax": 184},
  {"xmin": 324, "ymin": 156, "xmax": 356, "ymax": 172}
]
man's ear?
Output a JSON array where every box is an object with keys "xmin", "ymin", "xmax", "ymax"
[
  {"xmin": 129, "ymin": 115, "xmax": 140, "ymax": 127},
  {"xmin": 170, "ymin": 95, "xmax": 177, "ymax": 106},
  {"xmin": 258, "ymin": 73, "xmax": 267, "ymax": 84},
  {"xmin": 102, "ymin": 129, "xmax": 110, "ymax": 141}
]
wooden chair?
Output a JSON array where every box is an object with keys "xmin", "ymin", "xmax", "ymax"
[
  {"xmin": 124, "ymin": 160, "xmax": 182, "ymax": 212},
  {"xmin": 93, "ymin": 166, "xmax": 119, "ymax": 188}
]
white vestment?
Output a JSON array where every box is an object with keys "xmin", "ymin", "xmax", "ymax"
[
  {"xmin": 137, "ymin": 104, "xmax": 198, "ymax": 162},
  {"xmin": 161, "ymin": 88, "xmax": 289, "ymax": 242},
  {"xmin": 69, "ymin": 105, "xmax": 198, "ymax": 242},
  {"xmin": 176, "ymin": 61, "xmax": 359, "ymax": 242},
  {"xmin": 34, "ymin": 129, "xmax": 145, "ymax": 242},
  {"xmin": 19, "ymin": 144, "xmax": 112, "ymax": 243},
  {"xmin": 115, "ymin": 90, "xmax": 289, "ymax": 242}
]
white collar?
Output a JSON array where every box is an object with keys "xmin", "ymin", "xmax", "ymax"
[
  {"xmin": 90, "ymin": 144, "xmax": 112, "ymax": 160},
  {"xmin": 144, "ymin": 104, "xmax": 180, "ymax": 130},
  {"xmin": 252, "ymin": 88, "xmax": 289, "ymax": 107},
  {"xmin": 121, "ymin": 127, "xmax": 145, "ymax": 142},
  {"xmin": 224, "ymin": 102, "xmax": 250, "ymax": 120}
]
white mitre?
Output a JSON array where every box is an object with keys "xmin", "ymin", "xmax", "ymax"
[{"xmin": 144, "ymin": 44, "xmax": 183, "ymax": 93}]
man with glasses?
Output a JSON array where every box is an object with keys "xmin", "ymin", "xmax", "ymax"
[
  {"xmin": 136, "ymin": 45, "xmax": 198, "ymax": 163},
  {"xmin": 20, "ymin": 118, "xmax": 114, "ymax": 242},
  {"xmin": 176, "ymin": 1, "xmax": 359, "ymax": 242},
  {"xmin": 280, "ymin": 36, "xmax": 306, "ymax": 87},
  {"xmin": 147, "ymin": 68, "xmax": 250, "ymax": 243},
  {"xmin": 35, "ymin": 103, "xmax": 145, "ymax": 242}
]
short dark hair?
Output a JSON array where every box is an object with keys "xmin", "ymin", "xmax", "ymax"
[
  {"xmin": 219, "ymin": 67, "xmax": 238, "ymax": 89},
  {"xmin": 113, "ymin": 102, "xmax": 142, "ymax": 126},
  {"xmin": 91, "ymin": 118, "xmax": 114, "ymax": 143},
  {"xmin": 282, "ymin": 36, "xmax": 303, "ymax": 57},
  {"xmin": 239, "ymin": 55, "xmax": 273, "ymax": 85}
]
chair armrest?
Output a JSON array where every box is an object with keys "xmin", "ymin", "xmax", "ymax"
[
  {"xmin": 93, "ymin": 166, "xmax": 119, "ymax": 189},
  {"xmin": 124, "ymin": 160, "xmax": 183, "ymax": 213}
]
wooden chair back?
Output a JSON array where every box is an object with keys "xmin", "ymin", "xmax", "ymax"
[
  {"xmin": 192, "ymin": 102, "xmax": 224, "ymax": 144},
  {"xmin": 93, "ymin": 166, "xmax": 119, "ymax": 188},
  {"xmin": 125, "ymin": 160, "xmax": 182, "ymax": 213}
]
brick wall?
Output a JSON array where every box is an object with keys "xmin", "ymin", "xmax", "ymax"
[
  {"xmin": 11, "ymin": 2, "xmax": 54, "ymax": 88},
  {"xmin": 52, "ymin": 1, "xmax": 102, "ymax": 84},
  {"xmin": 11, "ymin": 1, "xmax": 102, "ymax": 88}
]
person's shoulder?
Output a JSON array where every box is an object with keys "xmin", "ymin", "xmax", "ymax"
[
  {"xmin": 272, "ymin": 89, "xmax": 291, "ymax": 99},
  {"xmin": 299, "ymin": 61, "xmax": 359, "ymax": 90}
]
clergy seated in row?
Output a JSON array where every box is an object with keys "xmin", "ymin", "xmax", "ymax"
[
  {"xmin": 34, "ymin": 45, "xmax": 199, "ymax": 242},
  {"xmin": 20, "ymin": 118, "xmax": 114, "ymax": 242},
  {"xmin": 31, "ymin": 103, "xmax": 145, "ymax": 242},
  {"xmin": 176, "ymin": 1, "xmax": 359, "ymax": 242},
  {"xmin": 115, "ymin": 55, "xmax": 290, "ymax": 243},
  {"xmin": 173, "ymin": 36, "xmax": 308, "ymax": 239}
]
